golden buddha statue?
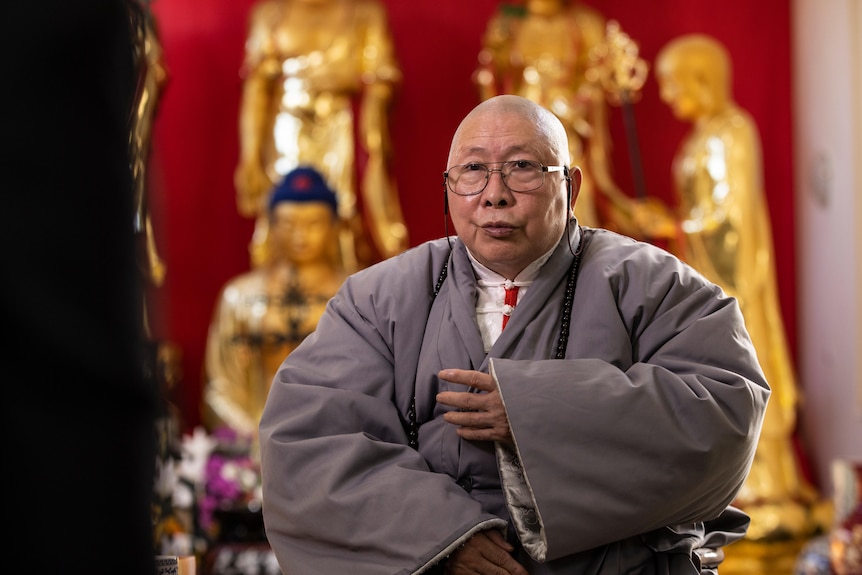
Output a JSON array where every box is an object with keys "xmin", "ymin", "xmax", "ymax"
[
  {"xmin": 235, "ymin": 0, "xmax": 407, "ymax": 271},
  {"xmin": 632, "ymin": 33, "xmax": 829, "ymax": 574},
  {"xmin": 473, "ymin": 0, "xmax": 644, "ymax": 232},
  {"xmin": 203, "ymin": 167, "xmax": 347, "ymax": 438}
]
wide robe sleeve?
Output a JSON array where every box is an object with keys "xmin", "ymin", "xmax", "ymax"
[
  {"xmin": 491, "ymin": 230, "xmax": 770, "ymax": 563},
  {"xmin": 258, "ymin": 240, "xmax": 505, "ymax": 575}
]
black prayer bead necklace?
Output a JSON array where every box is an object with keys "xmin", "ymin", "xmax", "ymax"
[{"xmin": 407, "ymin": 227, "xmax": 591, "ymax": 449}]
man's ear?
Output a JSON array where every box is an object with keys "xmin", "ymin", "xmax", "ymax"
[{"xmin": 568, "ymin": 166, "xmax": 583, "ymax": 209}]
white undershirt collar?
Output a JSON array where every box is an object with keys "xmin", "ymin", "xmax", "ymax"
[{"xmin": 466, "ymin": 244, "xmax": 557, "ymax": 351}]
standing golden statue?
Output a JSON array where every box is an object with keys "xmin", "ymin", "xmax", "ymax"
[
  {"xmin": 235, "ymin": 0, "xmax": 407, "ymax": 271},
  {"xmin": 633, "ymin": 33, "xmax": 828, "ymax": 574},
  {"xmin": 203, "ymin": 167, "xmax": 347, "ymax": 439},
  {"xmin": 473, "ymin": 0, "xmax": 644, "ymax": 231}
]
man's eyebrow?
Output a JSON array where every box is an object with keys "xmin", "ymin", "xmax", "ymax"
[{"xmin": 456, "ymin": 144, "xmax": 535, "ymax": 158}]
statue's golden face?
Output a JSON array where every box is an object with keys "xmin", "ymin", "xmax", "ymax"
[
  {"xmin": 656, "ymin": 38, "xmax": 729, "ymax": 123},
  {"xmin": 269, "ymin": 202, "xmax": 337, "ymax": 265},
  {"xmin": 656, "ymin": 63, "xmax": 701, "ymax": 122}
]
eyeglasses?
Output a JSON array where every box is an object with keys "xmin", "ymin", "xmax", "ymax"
[{"xmin": 443, "ymin": 160, "xmax": 568, "ymax": 196}]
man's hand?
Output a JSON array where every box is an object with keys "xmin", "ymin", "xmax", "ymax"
[
  {"xmin": 436, "ymin": 369, "xmax": 513, "ymax": 445},
  {"xmin": 445, "ymin": 530, "xmax": 527, "ymax": 575}
]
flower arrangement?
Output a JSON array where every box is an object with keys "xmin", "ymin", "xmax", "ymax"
[
  {"xmin": 152, "ymin": 424, "xmax": 215, "ymax": 556},
  {"xmin": 153, "ymin": 422, "xmax": 266, "ymax": 560},
  {"xmin": 198, "ymin": 426, "xmax": 263, "ymax": 536}
]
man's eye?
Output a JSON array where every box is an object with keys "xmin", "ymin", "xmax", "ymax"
[
  {"xmin": 465, "ymin": 163, "xmax": 485, "ymax": 172},
  {"xmin": 511, "ymin": 160, "xmax": 535, "ymax": 169}
]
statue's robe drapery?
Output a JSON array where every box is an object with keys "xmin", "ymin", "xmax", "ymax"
[
  {"xmin": 259, "ymin": 223, "xmax": 770, "ymax": 574},
  {"xmin": 671, "ymin": 106, "xmax": 810, "ymax": 525},
  {"xmin": 203, "ymin": 267, "xmax": 338, "ymax": 437}
]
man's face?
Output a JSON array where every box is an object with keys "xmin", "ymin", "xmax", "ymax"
[{"xmin": 446, "ymin": 110, "xmax": 569, "ymax": 279}]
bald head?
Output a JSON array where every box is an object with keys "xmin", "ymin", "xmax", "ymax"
[{"xmin": 448, "ymin": 95, "xmax": 570, "ymax": 168}]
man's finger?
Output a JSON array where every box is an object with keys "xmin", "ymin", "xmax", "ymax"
[{"xmin": 439, "ymin": 368, "xmax": 494, "ymax": 391}]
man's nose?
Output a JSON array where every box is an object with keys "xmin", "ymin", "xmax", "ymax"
[
  {"xmin": 484, "ymin": 168, "xmax": 512, "ymax": 207},
  {"xmin": 484, "ymin": 168, "xmax": 513, "ymax": 192}
]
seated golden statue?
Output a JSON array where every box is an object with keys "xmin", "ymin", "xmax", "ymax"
[
  {"xmin": 473, "ymin": 0, "xmax": 644, "ymax": 231},
  {"xmin": 203, "ymin": 166, "xmax": 347, "ymax": 438},
  {"xmin": 235, "ymin": 0, "xmax": 407, "ymax": 271},
  {"xmin": 631, "ymin": 33, "xmax": 827, "ymax": 571}
]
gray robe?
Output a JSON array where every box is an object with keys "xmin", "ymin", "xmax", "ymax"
[{"xmin": 259, "ymin": 223, "xmax": 770, "ymax": 574}]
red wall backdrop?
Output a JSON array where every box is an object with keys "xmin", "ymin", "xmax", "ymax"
[{"xmin": 148, "ymin": 0, "xmax": 795, "ymax": 433}]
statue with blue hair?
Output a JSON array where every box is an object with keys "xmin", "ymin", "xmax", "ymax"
[{"xmin": 203, "ymin": 166, "xmax": 347, "ymax": 440}]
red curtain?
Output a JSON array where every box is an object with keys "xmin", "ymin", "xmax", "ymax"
[{"xmin": 148, "ymin": 0, "xmax": 795, "ymax": 432}]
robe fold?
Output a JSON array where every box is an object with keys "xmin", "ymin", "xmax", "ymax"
[{"xmin": 259, "ymin": 222, "xmax": 769, "ymax": 574}]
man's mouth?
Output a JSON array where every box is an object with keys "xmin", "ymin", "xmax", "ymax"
[{"xmin": 481, "ymin": 222, "xmax": 516, "ymax": 237}]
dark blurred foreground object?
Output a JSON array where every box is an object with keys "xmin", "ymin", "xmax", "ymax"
[{"xmin": 1, "ymin": 1, "xmax": 158, "ymax": 573}]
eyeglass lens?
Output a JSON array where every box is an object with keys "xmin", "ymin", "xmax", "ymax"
[{"xmin": 448, "ymin": 161, "xmax": 545, "ymax": 195}]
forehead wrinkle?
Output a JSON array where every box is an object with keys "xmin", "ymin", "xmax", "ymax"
[
  {"xmin": 454, "ymin": 143, "xmax": 536, "ymax": 161},
  {"xmin": 448, "ymin": 98, "xmax": 566, "ymax": 165}
]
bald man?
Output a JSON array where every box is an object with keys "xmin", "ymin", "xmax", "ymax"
[{"xmin": 259, "ymin": 95, "xmax": 769, "ymax": 574}]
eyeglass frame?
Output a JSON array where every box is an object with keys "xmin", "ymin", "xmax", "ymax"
[{"xmin": 442, "ymin": 160, "xmax": 570, "ymax": 196}]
